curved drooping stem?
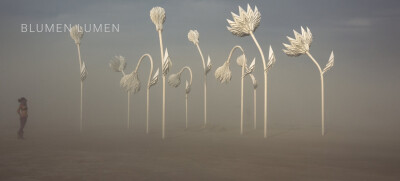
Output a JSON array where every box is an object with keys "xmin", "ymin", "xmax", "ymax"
[
  {"xmin": 306, "ymin": 51, "xmax": 325, "ymax": 135},
  {"xmin": 177, "ymin": 66, "xmax": 193, "ymax": 128},
  {"xmin": 223, "ymin": 45, "xmax": 247, "ymax": 134},
  {"xmin": 157, "ymin": 30, "xmax": 166, "ymax": 139},
  {"xmin": 76, "ymin": 43, "xmax": 83, "ymax": 132},
  {"xmin": 250, "ymin": 31, "xmax": 268, "ymax": 138},
  {"xmin": 134, "ymin": 54, "xmax": 154, "ymax": 134},
  {"xmin": 194, "ymin": 43, "xmax": 207, "ymax": 126}
]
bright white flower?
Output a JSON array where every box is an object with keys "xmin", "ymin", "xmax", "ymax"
[
  {"xmin": 215, "ymin": 61, "xmax": 232, "ymax": 84},
  {"xmin": 150, "ymin": 7, "xmax": 166, "ymax": 31},
  {"xmin": 109, "ymin": 55, "xmax": 126, "ymax": 72},
  {"xmin": 188, "ymin": 30, "xmax": 199, "ymax": 44},
  {"xmin": 227, "ymin": 4, "xmax": 261, "ymax": 37},
  {"xmin": 120, "ymin": 71, "xmax": 140, "ymax": 93},
  {"xmin": 70, "ymin": 25, "xmax": 84, "ymax": 44},
  {"xmin": 282, "ymin": 26, "xmax": 313, "ymax": 57}
]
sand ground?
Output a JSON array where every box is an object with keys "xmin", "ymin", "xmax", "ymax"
[{"xmin": 1, "ymin": 121, "xmax": 400, "ymax": 181}]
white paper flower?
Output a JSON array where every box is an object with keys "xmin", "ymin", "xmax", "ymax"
[
  {"xmin": 70, "ymin": 25, "xmax": 84, "ymax": 44},
  {"xmin": 282, "ymin": 26, "xmax": 313, "ymax": 57},
  {"xmin": 109, "ymin": 55, "xmax": 126, "ymax": 72},
  {"xmin": 227, "ymin": 4, "xmax": 261, "ymax": 37},
  {"xmin": 150, "ymin": 7, "xmax": 166, "ymax": 31},
  {"xmin": 168, "ymin": 73, "xmax": 181, "ymax": 87},
  {"xmin": 215, "ymin": 61, "xmax": 232, "ymax": 84},
  {"xmin": 188, "ymin": 30, "xmax": 199, "ymax": 44},
  {"xmin": 120, "ymin": 71, "xmax": 140, "ymax": 93}
]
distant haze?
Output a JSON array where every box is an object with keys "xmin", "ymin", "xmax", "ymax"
[{"xmin": 0, "ymin": 0, "xmax": 399, "ymax": 138}]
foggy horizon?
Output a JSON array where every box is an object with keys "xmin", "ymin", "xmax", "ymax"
[{"xmin": 1, "ymin": 0, "xmax": 400, "ymax": 180}]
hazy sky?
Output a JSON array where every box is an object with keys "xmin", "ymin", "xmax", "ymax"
[{"xmin": 0, "ymin": 0, "xmax": 399, "ymax": 135}]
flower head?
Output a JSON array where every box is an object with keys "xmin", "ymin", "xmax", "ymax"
[
  {"xmin": 227, "ymin": 4, "xmax": 261, "ymax": 37},
  {"xmin": 215, "ymin": 61, "xmax": 232, "ymax": 84},
  {"xmin": 236, "ymin": 54, "xmax": 247, "ymax": 67},
  {"xmin": 168, "ymin": 73, "xmax": 181, "ymax": 87},
  {"xmin": 109, "ymin": 55, "xmax": 127, "ymax": 72},
  {"xmin": 150, "ymin": 7, "xmax": 166, "ymax": 31},
  {"xmin": 282, "ymin": 26, "xmax": 313, "ymax": 57},
  {"xmin": 188, "ymin": 30, "xmax": 199, "ymax": 44},
  {"xmin": 120, "ymin": 71, "xmax": 141, "ymax": 93},
  {"xmin": 70, "ymin": 24, "xmax": 84, "ymax": 44},
  {"xmin": 185, "ymin": 80, "xmax": 191, "ymax": 94}
]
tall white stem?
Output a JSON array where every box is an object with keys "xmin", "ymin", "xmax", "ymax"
[
  {"xmin": 158, "ymin": 30, "xmax": 166, "ymax": 139},
  {"xmin": 254, "ymin": 89, "xmax": 257, "ymax": 129},
  {"xmin": 306, "ymin": 51, "xmax": 325, "ymax": 135},
  {"xmin": 240, "ymin": 65, "xmax": 244, "ymax": 135},
  {"xmin": 195, "ymin": 43, "xmax": 207, "ymax": 126},
  {"xmin": 146, "ymin": 88, "xmax": 150, "ymax": 134},
  {"xmin": 185, "ymin": 93, "xmax": 188, "ymax": 129},
  {"xmin": 134, "ymin": 54, "xmax": 154, "ymax": 134},
  {"xmin": 127, "ymin": 93, "xmax": 130, "ymax": 129},
  {"xmin": 76, "ymin": 44, "xmax": 83, "ymax": 132},
  {"xmin": 250, "ymin": 32, "xmax": 268, "ymax": 138},
  {"xmin": 80, "ymin": 81, "xmax": 83, "ymax": 132}
]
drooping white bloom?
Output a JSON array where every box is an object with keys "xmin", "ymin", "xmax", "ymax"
[
  {"xmin": 185, "ymin": 80, "xmax": 191, "ymax": 94},
  {"xmin": 120, "ymin": 71, "xmax": 140, "ymax": 93},
  {"xmin": 282, "ymin": 26, "xmax": 313, "ymax": 57},
  {"xmin": 215, "ymin": 61, "xmax": 232, "ymax": 84},
  {"xmin": 70, "ymin": 25, "xmax": 84, "ymax": 44},
  {"xmin": 188, "ymin": 30, "xmax": 199, "ymax": 44},
  {"xmin": 168, "ymin": 73, "xmax": 181, "ymax": 87},
  {"xmin": 150, "ymin": 7, "xmax": 166, "ymax": 31},
  {"xmin": 109, "ymin": 55, "xmax": 127, "ymax": 72},
  {"xmin": 227, "ymin": 4, "xmax": 261, "ymax": 37},
  {"xmin": 236, "ymin": 54, "xmax": 247, "ymax": 67}
]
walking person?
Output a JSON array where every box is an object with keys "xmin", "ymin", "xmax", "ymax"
[{"xmin": 17, "ymin": 97, "xmax": 28, "ymax": 139}]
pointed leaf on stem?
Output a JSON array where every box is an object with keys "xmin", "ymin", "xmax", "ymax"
[
  {"xmin": 80, "ymin": 61, "xmax": 88, "ymax": 81},
  {"xmin": 162, "ymin": 48, "xmax": 172, "ymax": 75},
  {"xmin": 205, "ymin": 55, "xmax": 212, "ymax": 74},
  {"xmin": 323, "ymin": 51, "xmax": 334, "ymax": 74},
  {"xmin": 149, "ymin": 68, "xmax": 159, "ymax": 88},
  {"xmin": 266, "ymin": 45, "xmax": 276, "ymax": 73}
]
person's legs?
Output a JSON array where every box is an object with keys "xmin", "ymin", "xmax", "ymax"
[{"xmin": 18, "ymin": 117, "xmax": 27, "ymax": 139}]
